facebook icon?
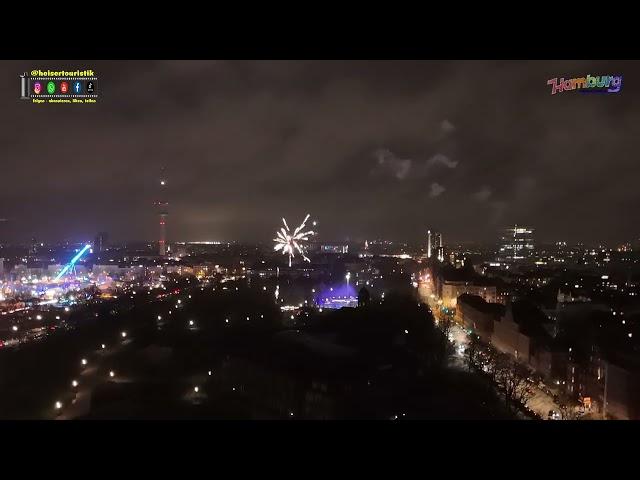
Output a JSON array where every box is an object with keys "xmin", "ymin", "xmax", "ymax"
[{"xmin": 72, "ymin": 81, "xmax": 82, "ymax": 94}]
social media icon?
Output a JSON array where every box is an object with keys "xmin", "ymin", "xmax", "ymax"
[
  {"xmin": 86, "ymin": 81, "xmax": 95, "ymax": 94},
  {"xmin": 60, "ymin": 81, "xmax": 69, "ymax": 94},
  {"xmin": 33, "ymin": 82, "xmax": 42, "ymax": 95},
  {"xmin": 47, "ymin": 81, "xmax": 56, "ymax": 94},
  {"xmin": 72, "ymin": 81, "xmax": 82, "ymax": 94}
]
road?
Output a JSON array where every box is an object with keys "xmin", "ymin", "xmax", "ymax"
[
  {"xmin": 56, "ymin": 341, "xmax": 129, "ymax": 420},
  {"xmin": 53, "ymin": 286, "xmax": 196, "ymax": 420},
  {"xmin": 417, "ymin": 281, "xmax": 563, "ymax": 419}
]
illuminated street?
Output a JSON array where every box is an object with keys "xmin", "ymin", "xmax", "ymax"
[{"xmin": 418, "ymin": 280, "xmax": 564, "ymax": 420}]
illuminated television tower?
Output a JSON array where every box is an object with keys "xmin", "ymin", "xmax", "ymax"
[{"xmin": 155, "ymin": 168, "xmax": 169, "ymax": 257}]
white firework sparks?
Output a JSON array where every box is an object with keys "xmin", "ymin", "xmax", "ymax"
[{"xmin": 274, "ymin": 214, "xmax": 316, "ymax": 267}]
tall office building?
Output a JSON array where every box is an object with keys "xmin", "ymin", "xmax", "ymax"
[
  {"xmin": 427, "ymin": 230, "xmax": 444, "ymax": 261},
  {"xmin": 498, "ymin": 225, "xmax": 534, "ymax": 261},
  {"xmin": 95, "ymin": 232, "xmax": 109, "ymax": 253}
]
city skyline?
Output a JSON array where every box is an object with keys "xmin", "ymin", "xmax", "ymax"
[{"xmin": 1, "ymin": 60, "xmax": 639, "ymax": 244}]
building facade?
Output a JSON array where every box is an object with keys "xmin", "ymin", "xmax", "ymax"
[{"xmin": 498, "ymin": 225, "xmax": 534, "ymax": 262}]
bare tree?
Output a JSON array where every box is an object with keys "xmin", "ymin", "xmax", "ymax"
[
  {"xmin": 435, "ymin": 316, "xmax": 455, "ymax": 365},
  {"xmin": 465, "ymin": 333, "xmax": 481, "ymax": 371},
  {"xmin": 557, "ymin": 392, "xmax": 581, "ymax": 420},
  {"xmin": 493, "ymin": 354, "xmax": 534, "ymax": 411}
]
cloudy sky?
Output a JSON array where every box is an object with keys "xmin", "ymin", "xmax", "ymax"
[{"xmin": 1, "ymin": 60, "xmax": 638, "ymax": 245}]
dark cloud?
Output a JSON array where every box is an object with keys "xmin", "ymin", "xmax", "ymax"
[
  {"xmin": 0, "ymin": 60, "xmax": 638, "ymax": 244},
  {"xmin": 473, "ymin": 186, "xmax": 492, "ymax": 202},
  {"xmin": 429, "ymin": 182, "xmax": 446, "ymax": 198}
]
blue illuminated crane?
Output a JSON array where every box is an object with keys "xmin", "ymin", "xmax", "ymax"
[{"xmin": 54, "ymin": 244, "xmax": 92, "ymax": 281}]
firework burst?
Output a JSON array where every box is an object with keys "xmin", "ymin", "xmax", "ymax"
[{"xmin": 274, "ymin": 214, "xmax": 316, "ymax": 267}]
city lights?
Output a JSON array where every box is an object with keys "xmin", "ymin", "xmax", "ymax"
[{"xmin": 0, "ymin": 66, "xmax": 638, "ymax": 424}]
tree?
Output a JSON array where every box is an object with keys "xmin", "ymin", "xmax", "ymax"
[
  {"xmin": 556, "ymin": 391, "xmax": 581, "ymax": 420},
  {"xmin": 434, "ymin": 316, "xmax": 454, "ymax": 366},
  {"xmin": 493, "ymin": 354, "xmax": 534, "ymax": 411},
  {"xmin": 358, "ymin": 287, "xmax": 371, "ymax": 308},
  {"xmin": 465, "ymin": 333, "xmax": 481, "ymax": 371}
]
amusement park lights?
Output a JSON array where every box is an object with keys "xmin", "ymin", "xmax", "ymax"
[
  {"xmin": 54, "ymin": 244, "xmax": 92, "ymax": 281},
  {"xmin": 273, "ymin": 214, "xmax": 316, "ymax": 267}
]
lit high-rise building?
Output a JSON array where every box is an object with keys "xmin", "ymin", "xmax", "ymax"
[
  {"xmin": 498, "ymin": 225, "xmax": 534, "ymax": 261},
  {"xmin": 427, "ymin": 230, "xmax": 444, "ymax": 261}
]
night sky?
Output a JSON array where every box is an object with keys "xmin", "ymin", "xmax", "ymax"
[{"xmin": 1, "ymin": 60, "xmax": 638, "ymax": 245}]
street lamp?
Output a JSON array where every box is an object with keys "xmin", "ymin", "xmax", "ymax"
[
  {"xmin": 121, "ymin": 331, "xmax": 127, "ymax": 338},
  {"xmin": 208, "ymin": 370, "xmax": 212, "ymax": 376},
  {"xmin": 109, "ymin": 371, "xmax": 115, "ymax": 378},
  {"xmin": 101, "ymin": 344, "xmax": 106, "ymax": 349},
  {"xmin": 189, "ymin": 320, "xmax": 194, "ymax": 327},
  {"xmin": 55, "ymin": 401, "xmax": 62, "ymax": 410},
  {"xmin": 81, "ymin": 358, "xmax": 88, "ymax": 366},
  {"xmin": 72, "ymin": 380, "xmax": 78, "ymax": 388},
  {"xmin": 194, "ymin": 386, "xmax": 199, "ymax": 393}
]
